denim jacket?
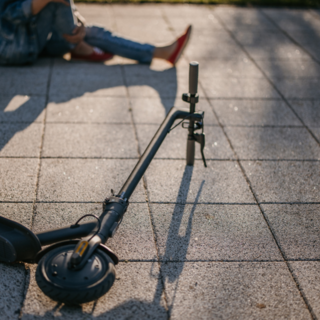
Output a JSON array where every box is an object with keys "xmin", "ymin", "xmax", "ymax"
[{"xmin": 0, "ymin": 0, "xmax": 38, "ymax": 65}]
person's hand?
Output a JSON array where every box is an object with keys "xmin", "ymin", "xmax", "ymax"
[{"xmin": 63, "ymin": 24, "xmax": 86, "ymax": 44}]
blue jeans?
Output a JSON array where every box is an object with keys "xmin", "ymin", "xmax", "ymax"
[
  {"xmin": 36, "ymin": 1, "xmax": 154, "ymax": 64},
  {"xmin": 35, "ymin": 0, "xmax": 77, "ymax": 54}
]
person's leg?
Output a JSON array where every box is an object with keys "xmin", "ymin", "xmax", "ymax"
[
  {"xmin": 41, "ymin": 31, "xmax": 72, "ymax": 57},
  {"xmin": 35, "ymin": 0, "xmax": 95, "ymax": 57},
  {"xmin": 84, "ymin": 26, "xmax": 155, "ymax": 64},
  {"xmin": 34, "ymin": 0, "xmax": 77, "ymax": 54},
  {"xmin": 84, "ymin": 25, "xmax": 191, "ymax": 64}
]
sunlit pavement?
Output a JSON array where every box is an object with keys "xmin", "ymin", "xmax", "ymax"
[{"xmin": 1, "ymin": 4, "xmax": 320, "ymax": 319}]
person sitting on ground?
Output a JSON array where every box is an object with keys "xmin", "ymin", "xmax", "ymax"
[{"xmin": 0, "ymin": 0, "xmax": 191, "ymax": 65}]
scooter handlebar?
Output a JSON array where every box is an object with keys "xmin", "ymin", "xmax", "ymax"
[{"xmin": 189, "ymin": 61, "xmax": 199, "ymax": 95}]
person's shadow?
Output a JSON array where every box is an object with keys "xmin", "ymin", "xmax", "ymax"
[{"xmin": 0, "ymin": 58, "xmax": 178, "ymax": 152}]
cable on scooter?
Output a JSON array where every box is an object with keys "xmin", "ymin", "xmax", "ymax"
[
  {"xmin": 71, "ymin": 214, "xmax": 101, "ymax": 241},
  {"xmin": 168, "ymin": 114, "xmax": 194, "ymax": 132}
]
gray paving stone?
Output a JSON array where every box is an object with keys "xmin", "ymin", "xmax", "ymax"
[
  {"xmin": 184, "ymin": 29, "xmax": 236, "ymax": 43},
  {"xmin": 150, "ymin": 203, "xmax": 281, "ymax": 261},
  {"xmin": 33, "ymin": 203, "xmax": 101, "ymax": 233},
  {"xmin": 165, "ymin": 15, "xmax": 224, "ymax": 34},
  {"xmin": 0, "ymin": 59, "xmax": 50, "ymax": 95},
  {"xmin": 0, "ymin": 123, "xmax": 42, "ymax": 157},
  {"xmin": 33, "ymin": 202, "xmax": 156, "ymax": 260},
  {"xmin": 124, "ymin": 64, "xmax": 206, "ymax": 99},
  {"xmin": 159, "ymin": 16, "xmax": 192, "ymax": 35},
  {"xmin": 255, "ymin": 58, "xmax": 320, "ymax": 78},
  {"xmin": 276, "ymin": 32, "xmax": 320, "ymax": 61},
  {"xmin": 93, "ymin": 262, "xmax": 167, "ymax": 319},
  {"xmin": 290, "ymin": 100, "xmax": 320, "ymax": 127},
  {"xmin": 263, "ymin": 9, "xmax": 320, "ymax": 32},
  {"xmin": 46, "ymin": 96, "xmax": 131, "ymax": 123},
  {"xmin": 124, "ymin": 64, "xmax": 177, "ymax": 99},
  {"xmin": 0, "ymin": 263, "xmax": 26, "ymax": 320},
  {"xmin": 261, "ymin": 204, "xmax": 320, "ymax": 260},
  {"xmin": 116, "ymin": 17, "xmax": 173, "ymax": 43},
  {"xmin": 287, "ymin": 31, "xmax": 320, "ymax": 45},
  {"xmin": 212, "ymin": 99, "xmax": 301, "ymax": 126},
  {"xmin": 310, "ymin": 127, "xmax": 320, "ymax": 141},
  {"xmin": 0, "ymin": 95, "xmax": 46, "ymax": 123},
  {"xmin": 136, "ymin": 124, "xmax": 234, "ymax": 160},
  {"xmin": 49, "ymin": 60, "xmax": 126, "ymax": 98},
  {"xmin": 185, "ymin": 36, "xmax": 247, "ymax": 61},
  {"xmin": 162, "ymin": 4, "xmax": 213, "ymax": 21},
  {"xmin": 112, "ymin": 3, "xmax": 163, "ymax": 17},
  {"xmin": 310, "ymin": 9, "xmax": 320, "ymax": 18},
  {"xmin": 282, "ymin": 30, "xmax": 320, "ymax": 62},
  {"xmin": 214, "ymin": 7, "xmax": 278, "ymax": 31},
  {"xmin": 145, "ymin": 160, "xmax": 254, "ymax": 204},
  {"xmin": 76, "ymin": 3, "xmax": 116, "ymax": 29},
  {"xmin": 233, "ymin": 31, "xmax": 309, "ymax": 60},
  {"xmin": 42, "ymin": 123, "xmax": 137, "ymax": 158},
  {"xmin": 290, "ymin": 261, "xmax": 320, "ymax": 319},
  {"xmin": 199, "ymin": 57, "xmax": 264, "ymax": 78},
  {"xmin": 298, "ymin": 42, "xmax": 320, "ymax": 61},
  {"xmin": 201, "ymin": 77, "xmax": 280, "ymax": 98},
  {"xmin": 225, "ymin": 127, "xmax": 320, "ymax": 160},
  {"xmin": 273, "ymin": 78, "xmax": 320, "ymax": 99},
  {"xmin": 0, "ymin": 203, "xmax": 33, "ymax": 228},
  {"xmin": 241, "ymin": 161, "xmax": 320, "ymax": 203},
  {"xmin": 130, "ymin": 97, "xmax": 176, "ymax": 124},
  {"xmin": 162, "ymin": 262, "xmax": 311, "ymax": 319},
  {"xmin": 21, "ymin": 263, "xmax": 167, "ymax": 320},
  {"xmin": 130, "ymin": 97, "xmax": 217, "ymax": 125},
  {"xmin": 0, "ymin": 159, "xmax": 38, "ymax": 201},
  {"xmin": 164, "ymin": 5, "xmax": 217, "ymax": 38},
  {"xmin": 37, "ymin": 159, "xmax": 146, "ymax": 202}
]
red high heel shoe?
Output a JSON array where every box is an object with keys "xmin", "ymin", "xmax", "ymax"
[
  {"xmin": 167, "ymin": 25, "xmax": 192, "ymax": 65},
  {"xmin": 71, "ymin": 47, "xmax": 114, "ymax": 62}
]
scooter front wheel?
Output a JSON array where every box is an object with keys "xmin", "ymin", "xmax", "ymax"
[{"xmin": 36, "ymin": 244, "xmax": 115, "ymax": 304}]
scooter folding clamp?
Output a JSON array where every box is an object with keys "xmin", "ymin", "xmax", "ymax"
[{"xmin": 182, "ymin": 92, "xmax": 199, "ymax": 104}]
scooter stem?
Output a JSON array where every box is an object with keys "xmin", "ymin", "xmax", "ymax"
[
  {"xmin": 118, "ymin": 107, "xmax": 203, "ymax": 200},
  {"xmin": 186, "ymin": 61, "xmax": 199, "ymax": 166}
]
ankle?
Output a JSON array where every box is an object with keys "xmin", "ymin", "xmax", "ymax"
[{"xmin": 72, "ymin": 42, "xmax": 94, "ymax": 56}]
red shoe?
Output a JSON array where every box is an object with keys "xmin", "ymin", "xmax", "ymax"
[
  {"xmin": 71, "ymin": 47, "xmax": 113, "ymax": 62},
  {"xmin": 167, "ymin": 25, "xmax": 192, "ymax": 65}
]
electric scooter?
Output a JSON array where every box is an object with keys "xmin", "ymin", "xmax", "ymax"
[{"xmin": 0, "ymin": 62, "xmax": 207, "ymax": 304}]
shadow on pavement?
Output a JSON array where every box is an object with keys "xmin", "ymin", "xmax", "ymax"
[
  {"xmin": 20, "ymin": 167, "xmax": 204, "ymax": 319},
  {"xmin": 0, "ymin": 61, "xmax": 177, "ymax": 153},
  {"xmin": 3, "ymin": 6, "xmax": 320, "ymax": 319}
]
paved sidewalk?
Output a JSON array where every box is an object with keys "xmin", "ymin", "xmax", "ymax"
[{"xmin": 1, "ymin": 4, "xmax": 320, "ymax": 319}]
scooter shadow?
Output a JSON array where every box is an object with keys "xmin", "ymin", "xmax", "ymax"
[
  {"xmin": 96, "ymin": 167, "xmax": 204, "ymax": 318},
  {"xmin": 20, "ymin": 167, "xmax": 204, "ymax": 319}
]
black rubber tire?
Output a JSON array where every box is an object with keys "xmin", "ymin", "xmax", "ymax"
[{"xmin": 36, "ymin": 244, "xmax": 116, "ymax": 304}]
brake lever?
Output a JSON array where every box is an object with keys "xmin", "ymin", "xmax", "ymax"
[{"xmin": 194, "ymin": 132, "xmax": 207, "ymax": 167}]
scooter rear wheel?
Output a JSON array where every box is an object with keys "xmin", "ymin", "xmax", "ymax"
[{"xmin": 36, "ymin": 244, "xmax": 115, "ymax": 304}]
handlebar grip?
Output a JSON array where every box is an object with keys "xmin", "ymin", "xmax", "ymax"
[{"xmin": 189, "ymin": 61, "xmax": 199, "ymax": 95}]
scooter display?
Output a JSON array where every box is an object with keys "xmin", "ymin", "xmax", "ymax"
[{"xmin": 0, "ymin": 62, "xmax": 207, "ymax": 304}]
